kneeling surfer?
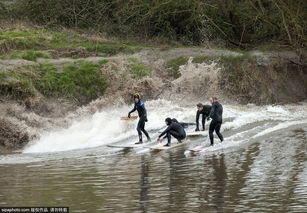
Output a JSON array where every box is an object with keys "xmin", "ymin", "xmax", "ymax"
[
  {"xmin": 128, "ymin": 93, "xmax": 151, "ymax": 144},
  {"xmin": 157, "ymin": 118, "xmax": 186, "ymax": 147}
]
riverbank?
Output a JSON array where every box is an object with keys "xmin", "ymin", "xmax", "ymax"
[{"xmin": 0, "ymin": 25, "xmax": 306, "ymax": 151}]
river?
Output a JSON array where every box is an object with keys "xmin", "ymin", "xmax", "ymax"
[{"xmin": 0, "ymin": 100, "xmax": 306, "ymax": 212}]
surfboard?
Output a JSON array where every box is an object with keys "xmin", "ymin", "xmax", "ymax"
[
  {"xmin": 149, "ymin": 140, "xmax": 188, "ymax": 151},
  {"xmin": 188, "ymin": 148, "xmax": 204, "ymax": 152},
  {"xmin": 121, "ymin": 115, "xmax": 138, "ymax": 120},
  {"xmin": 107, "ymin": 144, "xmax": 141, "ymax": 148},
  {"xmin": 186, "ymin": 131, "xmax": 207, "ymax": 137},
  {"xmin": 107, "ymin": 140, "xmax": 155, "ymax": 149}
]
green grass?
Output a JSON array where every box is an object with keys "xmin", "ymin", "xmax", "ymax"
[
  {"xmin": 0, "ymin": 69, "xmax": 37, "ymax": 99},
  {"xmin": 98, "ymin": 59, "xmax": 109, "ymax": 65},
  {"xmin": 0, "ymin": 29, "xmax": 143, "ymax": 58},
  {"xmin": 166, "ymin": 57, "xmax": 188, "ymax": 78},
  {"xmin": 191, "ymin": 52, "xmax": 253, "ymax": 64},
  {"xmin": 36, "ymin": 61, "xmax": 109, "ymax": 103},
  {"xmin": 127, "ymin": 58, "xmax": 150, "ymax": 78},
  {"xmin": 9, "ymin": 50, "xmax": 49, "ymax": 61}
]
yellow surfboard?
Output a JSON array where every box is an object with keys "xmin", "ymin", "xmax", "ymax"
[{"xmin": 121, "ymin": 115, "xmax": 138, "ymax": 120}]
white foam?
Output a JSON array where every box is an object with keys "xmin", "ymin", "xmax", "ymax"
[
  {"xmin": 23, "ymin": 99, "xmax": 193, "ymax": 153},
  {"xmin": 23, "ymin": 99, "xmax": 307, "ymax": 154}
]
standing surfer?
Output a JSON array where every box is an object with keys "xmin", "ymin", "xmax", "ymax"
[
  {"xmin": 209, "ymin": 97, "xmax": 224, "ymax": 146},
  {"xmin": 128, "ymin": 93, "xmax": 151, "ymax": 144}
]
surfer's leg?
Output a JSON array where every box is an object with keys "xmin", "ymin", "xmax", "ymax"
[
  {"xmin": 202, "ymin": 114, "xmax": 206, "ymax": 130},
  {"xmin": 169, "ymin": 130, "xmax": 183, "ymax": 142},
  {"xmin": 209, "ymin": 121, "xmax": 215, "ymax": 145},
  {"xmin": 164, "ymin": 132, "xmax": 171, "ymax": 146},
  {"xmin": 136, "ymin": 119, "xmax": 143, "ymax": 143},
  {"xmin": 140, "ymin": 120, "xmax": 150, "ymax": 140},
  {"xmin": 215, "ymin": 122, "xmax": 223, "ymax": 142}
]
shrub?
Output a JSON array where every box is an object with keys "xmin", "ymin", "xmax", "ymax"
[
  {"xmin": 36, "ymin": 61, "xmax": 108, "ymax": 103},
  {"xmin": 15, "ymin": 0, "xmax": 306, "ymax": 47}
]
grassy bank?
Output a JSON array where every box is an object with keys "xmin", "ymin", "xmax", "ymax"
[
  {"xmin": 0, "ymin": 61, "xmax": 109, "ymax": 103},
  {"xmin": 0, "ymin": 27, "xmax": 153, "ymax": 104},
  {"xmin": 0, "ymin": 28, "xmax": 143, "ymax": 60}
]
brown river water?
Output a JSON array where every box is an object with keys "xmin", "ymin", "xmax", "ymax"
[{"xmin": 0, "ymin": 100, "xmax": 306, "ymax": 213}]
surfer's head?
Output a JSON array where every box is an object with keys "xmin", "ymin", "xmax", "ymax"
[
  {"xmin": 165, "ymin": 117, "xmax": 172, "ymax": 126},
  {"xmin": 210, "ymin": 97, "xmax": 218, "ymax": 104},
  {"xmin": 133, "ymin": 93, "xmax": 141, "ymax": 103},
  {"xmin": 171, "ymin": 118, "xmax": 178, "ymax": 123},
  {"xmin": 210, "ymin": 96, "xmax": 217, "ymax": 104},
  {"xmin": 197, "ymin": 103, "xmax": 203, "ymax": 111}
]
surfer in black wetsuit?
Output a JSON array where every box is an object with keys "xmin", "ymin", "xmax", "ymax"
[
  {"xmin": 171, "ymin": 118, "xmax": 195, "ymax": 129},
  {"xmin": 209, "ymin": 97, "xmax": 224, "ymax": 146},
  {"xmin": 157, "ymin": 117, "xmax": 186, "ymax": 147},
  {"xmin": 128, "ymin": 93, "xmax": 151, "ymax": 144},
  {"xmin": 196, "ymin": 103, "xmax": 212, "ymax": 131}
]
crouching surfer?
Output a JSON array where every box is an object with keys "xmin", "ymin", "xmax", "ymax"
[{"xmin": 157, "ymin": 117, "xmax": 186, "ymax": 147}]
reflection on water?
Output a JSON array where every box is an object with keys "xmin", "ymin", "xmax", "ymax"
[{"xmin": 0, "ymin": 127, "xmax": 306, "ymax": 213}]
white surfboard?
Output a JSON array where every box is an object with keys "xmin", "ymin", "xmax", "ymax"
[
  {"xmin": 149, "ymin": 140, "xmax": 188, "ymax": 151},
  {"xmin": 186, "ymin": 131, "xmax": 207, "ymax": 137},
  {"xmin": 107, "ymin": 140, "xmax": 155, "ymax": 149},
  {"xmin": 107, "ymin": 144, "xmax": 141, "ymax": 148}
]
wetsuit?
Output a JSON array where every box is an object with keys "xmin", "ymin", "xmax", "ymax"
[
  {"xmin": 129, "ymin": 101, "xmax": 150, "ymax": 142},
  {"xmin": 172, "ymin": 119, "xmax": 195, "ymax": 129},
  {"xmin": 159, "ymin": 122, "xmax": 186, "ymax": 145},
  {"xmin": 196, "ymin": 105, "xmax": 212, "ymax": 131},
  {"xmin": 179, "ymin": 122, "xmax": 195, "ymax": 128},
  {"xmin": 209, "ymin": 101, "xmax": 224, "ymax": 145}
]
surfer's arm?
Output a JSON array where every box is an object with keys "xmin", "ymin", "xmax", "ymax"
[
  {"xmin": 159, "ymin": 126, "xmax": 171, "ymax": 138},
  {"xmin": 128, "ymin": 104, "xmax": 136, "ymax": 117},
  {"xmin": 195, "ymin": 111, "xmax": 200, "ymax": 131},
  {"xmin": 129, "ymin": 104, "xmax": 137, "ymax": 113}
]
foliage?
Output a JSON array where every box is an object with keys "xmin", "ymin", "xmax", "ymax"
[
  {"xmin": 0, "ymin": 69, "xmax": 37, "ymax": 99},
  {"xmin": 10, "ymin": 0, "xmax": 306, "ymax": 47},
  {"xmin": 127, "ymin": 58, "xmax": 151, "ymax": 79},
  {"xmin": 9, "ymin": 50, "xmax": 49, "ymax": 61},
  {"xmin": 36, "ymin": 61, "xmax": 108, "ymax": 103},
  {"xmin": 0, "ymin": 29, "xmax": 141, "ymax": 57}
]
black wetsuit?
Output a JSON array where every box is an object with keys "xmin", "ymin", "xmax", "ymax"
[
  {"xmin": 179, "ymin": 122, "xmax": 195, "ymax": 128},
  {"xmin": 196, "ymin": 105, "xmax": 212, "ymax": 131},
  {"xmin": 172, "ymin": 119, "xmax": 195, "ymax": 129},
  {"xmin": 129, "ymin": 101, "xmax": 150, "ymax": 142},
  {"xmin": 209, "ymin": 101, "xmax": 224, "ymax": 145},
  {"xmin": 159, "ymin": 122, "xmax": 186, "ymax": 145}
]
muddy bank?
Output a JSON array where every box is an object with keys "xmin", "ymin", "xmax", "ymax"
[
  {"xmin": 155, "ymin": 49, "xmax": 307, "ymax": 105},
  {"xmin": 0, "ymin": 48, "xmax": 306, "ymax": 151}
]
